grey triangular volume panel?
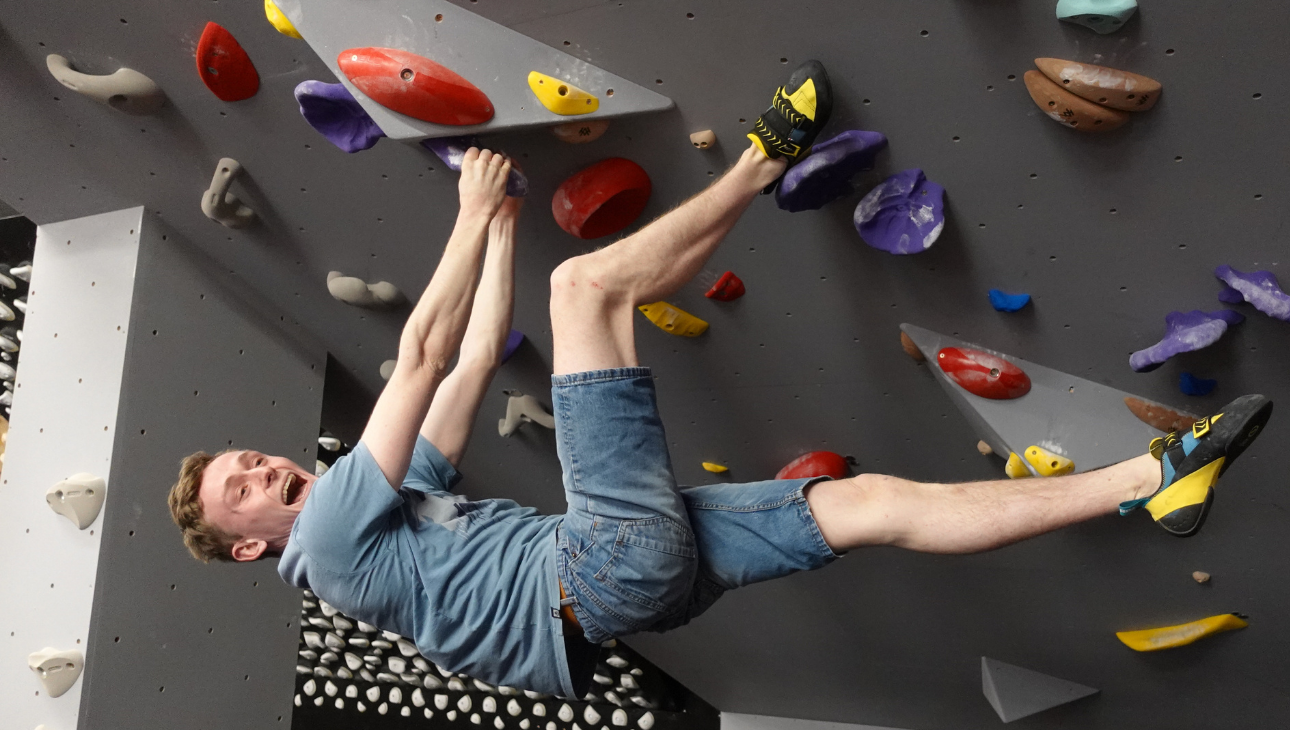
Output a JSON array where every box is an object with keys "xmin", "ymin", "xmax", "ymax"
[
  {"xmin": 900, "ymin": 323, "xmax": 1195, "ymax": 475},
  {"xmin": 981, "ymin": 657, "xmax": 1098, "ymax": 723},
  {"xmin": 278, "ymin": 0, "xmax": 673, "ymax": 140}
]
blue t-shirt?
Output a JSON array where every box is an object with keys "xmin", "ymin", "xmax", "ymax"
[{"xmin": 278, "ymin": 436, "xmax": 579, "ymax": 696}]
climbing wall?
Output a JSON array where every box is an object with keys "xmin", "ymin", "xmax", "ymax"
[{"xmin": 0, "ymin": 2, "xmax": 1288, "ymax": 729}]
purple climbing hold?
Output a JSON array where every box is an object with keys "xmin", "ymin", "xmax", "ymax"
[
  {"xmin": 1214, "ymin": 265, "xmax": 1290, "ymax": 320},
  {"xmin": 420, "ymin": 136, "xmax": 528, "ymax": 197},
  {"xmin": 1129, "ymin": 309, "xmax": 1245, "ymax": 373},
  {"xmin": 502, "ymin": 329, "xmax": 525, "ymax": 363},
  {"xmin": 294, "ymin": 81, "xmax": 386, "ymax": 153},
  {"xmin": 853, "ymin": 169, "xmax": 946, "ymax": 255},
  {"xmin": 775, "ymin": 130, "xmax": 888, "ymax": 212}
]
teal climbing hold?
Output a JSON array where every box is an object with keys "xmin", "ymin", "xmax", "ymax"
[{"xmin": 1056, "ymin": 0, "xmax": 1138, "ymax": 34}]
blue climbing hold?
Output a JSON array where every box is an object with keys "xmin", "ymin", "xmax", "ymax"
[
  {"xmin": 1179, "ymin": 372, "xmax": 1217, "ymax": 397},
  {"xmin": 294, "ymin": 81, "xmax": 385, "ymax": 153},
  {"xmin": 1056, "ymin": 0, "xmax": 1138, "ymax": 35},
  {"xmin": 502, "ymin": 329, "xmax": 525, "ymax": 363},
  {"xmin": 775, "ymin": 130, "xmax": 888, "ymax": 212},
  {"xmin": 988, "ymin": 289, "xmax": 1031, "ymax": 313}
]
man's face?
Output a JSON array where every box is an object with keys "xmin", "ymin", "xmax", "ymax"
[{"xmin": 198, "ymin": 450, "xmax": 318, "ymax": 562}]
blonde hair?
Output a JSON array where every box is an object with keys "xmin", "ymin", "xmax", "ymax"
[{"xmin": 168, "ymin": 450, "xmax": 238, "ymax": 563}]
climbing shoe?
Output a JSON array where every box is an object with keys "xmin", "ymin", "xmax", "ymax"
[
  {"xmin": 748, "ymin": 60, "xmax": 833, "ymax": 164},
  {"xmin": 1120, "ymin": 394, "xmax": 1273, "ymax": 537}
]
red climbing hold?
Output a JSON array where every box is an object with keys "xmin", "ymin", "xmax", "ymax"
[
  {"xmin": 705, "ymin": 271, "xmax": 746, "ymax": 301},
  {"xmin": 776, "ymin": 451, "xmax": 849, "ymax": 480},
  {"xmin": 551, "ymin": 158, "xmax": 652, "ymax": 239},
  {"xmin": 337, "ymin": 47, "xmax": 493, "ymax": 126},
  {"xmin": 196, "ymin": 22, "xmax": 260, "ymax": 102},
  {"xmin": 937, "ymin": 347, "xmax": 1032, "ymax": 400}
]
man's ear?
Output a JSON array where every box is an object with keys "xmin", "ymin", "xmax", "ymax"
[{"xmin": 231, "ymin": 538, "xmax": 268, "ymax": 562}]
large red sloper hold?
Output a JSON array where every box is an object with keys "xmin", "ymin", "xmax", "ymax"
[
  {"xmin": 776, "ymin": 451, "xmax": 849, "ymax": 480},
  {"xmin": 552, "ymin": 158, "xmax": 652, "ymax": 239},
  {"xmin": 936, "ymin": 347, "xmax": 1032, "ymax": 400},
  {"xmin": 196, "ymin": 22, "xmax": 260, "ymax": 102},
  {"xmin": 705, "ymin": 271, "xmax": 746, "ymax": 301},
  {"xmin": 338, "ymin": 47, "xmax": 493, "ymax": 126}
]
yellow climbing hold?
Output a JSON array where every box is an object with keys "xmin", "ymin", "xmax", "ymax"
[
  {"xmin": 527, "ymin": 71, "xmax": 599, "ymax": 116},
  {"xmin": 265, "ymin": 0, "xmax": 303, "ymax": 39},
  {"xmin": 702, "ymin": 462, "xmax": 729, "ymax": 473},
  {"xmin": 1023, "ymin": 445, "xmax": 1075, "ymax": 477},
  {"xmin": 638, "ymin": 302, "xmax": 709, "ymax": 338},
  {"xmin": 1004, "ymin": 452, "xmax": 1032, "ymax": 479},
  {"xmin": 1116, "ymin": 613, "xmax": 1248, "ymax": 652}
]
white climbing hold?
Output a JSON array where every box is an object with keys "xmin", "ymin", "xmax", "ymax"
[
  {"xmin": 319, "ymin": 651, "xmax": 337, "ymax": 664},
  {"xmin": 495, "ymin": 717, "xmax": 506, "ymax": 729},
  {"xmin": 314, "ymin": 696, "xmax": 324, "ymax": 706},
  {"xmin": 360, "ymin": 668, "xmax": 375, "ymax": 682},
  {"xmin": 630, "ymin": 669, "xmax": 642, "ymax": 676},
  {"xmin": 499, "ymin": 389, "xmax": 556, "ymax": 436},
  {"xmin": 471, "ymin": 714, "xmax": 482, "ymax": 725},
  {"xmin": 336, "ymin": 668, "xmax": 353, "ymax": 679},
  {"xmin": 376, "ymin": 672, "xmax": 399, "ymax": 683},
  {"xmin": 413, "ymin": 688, "xmax": 426, "ymax": 707},
  {"xmin": 401, "ymin": 672, "xmax": 420, "ymax": 684},
  {"xmin": 426, "ymin": 709, "xmax": 434, "ymax": 719},
  {"xmin": 45, "ymin": 54, "xmax": 165, "ymax": 115},
  {"xmin": 324, "ymin": 631, "xmax": 344, "ymax": 649},
  {"xmin": 435, "ymin": 693, "xmax": 450, "ymax": 710},
  {"xmin": 45, "ymin": 473, "xmax": 106, "ymax": 529},
  {"xmin": 448, "ymin": 677, "xmax": 467, "ymax": 691},
  {"xmin": 303, "ymin": 632, "xmax": 324, "ymax": 649},
  {"xmin": 601, "ymin": 639, "xmax": 618, "ymax": 648},
  {"xmin": 390, "ymin": 686, "xmax": 403, "ymax": 704},
  {"xmin": 380, "ymin": 359, "xmax": 397, "ymax": 380},
  {"xmin": 448, "ymin": 710, "xmax": 459, "ymax": 721},
  {"xmin": 558, "ymin": 704, "xmax": 575, "ymax": 722},
  {"xmin": 403, "ymin": 707, "xmax": 412, "ymax": 717},
  {"xmin": 525, "ymin": 690, "xmax": 548, "ymax": 699},
  {"xmin": 379, "ymin": 702, "xmax": 389, "ymax": 715},
  {"xmin": 619, "ymin": 674, "xmax": 638, "ymax": 689},
  {"xmin": 314, "ymin": 459, "xmax": 329, "ymax": 477},
  {"xmin": 318, "ymin": 436, "xmax": 341, "ymax": 451},
  {"xmin": 357, "ymin": 701, "xmax": 367, "ymax": 712},
  {"xmin": 296, "ymin": 665, "xmax": 312, "ymax": 675},
  {"xmin": 367, "ymin": 686, "xmax": 381, "ymax": 702},
  {"xmin": 345, "ymin": 653, "xmax": 363, "ymax": 670},
  {"xmin": 325, "ymin": 680, "xmax": 338, "ymax": 697},
  {"xmin": 605, "ymin": 654, "xmax": 629, "ymax": 668},
  {"xmin": 458, "ymin": 695, "xmax": 473, "ymax": 712},
  {"xmin": 307, "ymin": 617, "xmax": 332, "ymax": 630},
  {"xmin": 520, "ymin": 720, "xmax": 531, "ymax": 730},
  {"xmin": 612, "ymin": 709, "xmax": 628, "ymax": 726},
  {"xmin": 584, "ymin": 706, "xmax": 602, "ymax": 724},
  {"xmin": 475, "ymin": 678, "xmax": 498, "ymax": 693},
  {"xmin": 638, "ymin": 712, "xmax": 655, "ymax": 730},
  {"xmin": 295, "ymin": 694, "xmax": 302, "ymax": 707},
  {"xmin": 372, "ymin": 639, "xmax": 394, "ymax": 649},
  {"xmin": 200, "ymin": 158, "xmax": 256, "ymax": 229},
  {"xmin": 398, "ymin": 638, "xmax": 419, "ymax": 657},
  {"xmin": 483, "ymin": 696, "xmax": 498, "ymax": 713},
  {"xmin": 313, "ymin": 667, "xmax": 333, "ymax": 678},
  {"xmin": 593, "ymin": 673, "xmax": 613, "ymax": 685},
  {"xmin": 498, "ymin": 686, "xmax": 520, "ymax": 696},
  {"xmin": 357, "ymin": 620, "xmax": 378, "ymax": 632},
  {"xmin": 604, "ymin": 691, "xmax": 622, "ymax": 706},
  {"xmin": 388, "ymin": 656, "xmax": 407, "ymax": 673},
  {"xmin": 414, "ymin": 657, "xmax": 431, "ymax": 672},
  {"xmin": 304, "ymin": 679, "xmax": 318, "ymax": 696},
  {"xmin": 346, "ymin": 684, "xmax": 359, "ymax": 698},
  {"xmin": 328, "ymin": 271, "xmax": 406, "ymax": 309},
  {"xmin": 424, "ymin": 674, "xmax": 444, "ymax": 689},
  {"xmin": 335, "ymin": 698, "xmax": 345, "ymax": 709},
  {"xmin": 507, "ymin": 699, "xmax": 522, "ymax": 716},
  {"xmin": 547, "ymin": 723, "xmax": 558, "ymax": 730},
  {"xmin": 318, "ymin": 599, "xmax": 338, "ymax": 616},
  {"xmin": 532, "ymin": 703, "xmax": 546, "ymax": 717},
  {"xmin": 348, "ymin": 636, "xmax": 370, "ymax": 648}
]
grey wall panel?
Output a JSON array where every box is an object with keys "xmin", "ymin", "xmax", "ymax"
[
  {"xmin": 79, "ymin": 218, "xmax": 324, "ymax": 729},
  {"xmin": 0, "ymin": 1, "xmax": 1286, "ymax": 729}
]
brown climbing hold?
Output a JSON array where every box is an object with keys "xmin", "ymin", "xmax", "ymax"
[
  {"xmin": 1124, "ymin": 397, "xmax": 1199, "ymax": 433},
  {"xmin": 689, "ymin": 130, "xmax": 716, "ymax": 149},
  {"xmin": 1034, "ymin": 58, "xmax": 1161, "ymax": 112},
  {"xmin": 900, "ymin": 331, "xmax": 925, "ymax": 362},
  {"xmin": 1023, "ymin": 70, "xmax": 1129, "ymax": 132},
  {"xmin": 977, "ymin": 440, "xmax": 993, "ymax": 456},
  {"xmin": 1193, "ymin": 571, "xmax": 1211, "ymax": 584}
]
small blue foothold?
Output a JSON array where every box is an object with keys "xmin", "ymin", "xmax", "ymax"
[
  {"xmin": 501, "ymin": 329, "xmax": 525, "ymax": 363},
  {"xmin": 988, "ymin": 289, "xmax": 1032, "ymax": 312},
  {"xmin": 1056, "ymin": 0, "xmax": 1138, "ymax": 35},
  {"xmin": 1179, "ymin": 372, "xmax": 1217, "ymax": 397}
]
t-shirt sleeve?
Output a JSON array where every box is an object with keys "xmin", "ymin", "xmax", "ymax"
[
  {"xmin": 288, "ymin": 442, "xmax": 403, "ymax": 574},
  {"xmin": 404, "ymin": 434, "xmax": 463, "ymax": 494}
]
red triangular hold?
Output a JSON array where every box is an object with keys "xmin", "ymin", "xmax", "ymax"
[
  {"xmin": 338, "ymin": 47, "xmax": 493, "ymax": 126},
  {"xmin": 705, "ymin": 271, "xmax": 746, "ymax": 301},
  {"xmin": 197, "ymin": 22, "xmax": 260, "ymax": 102}
]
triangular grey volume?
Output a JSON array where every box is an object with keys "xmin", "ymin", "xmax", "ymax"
[
  {"xmin": 981, "ymin": 657, "xmax": 1098, "ymax": 723},
  {"xmin": 280, "ymin": 0, "xmax": 674, "ymax": 140},
  {"xmin": 900, "ymin": 323, "xmax": 1185, "ymax": 474}
]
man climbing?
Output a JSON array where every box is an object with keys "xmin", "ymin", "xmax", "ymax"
[{"xmin": 168, "ymin": 61, "xmax": 1272, "ymax": 698}]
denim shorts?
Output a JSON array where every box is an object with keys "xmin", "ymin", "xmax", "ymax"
[{"xmin": 551, "ymin": 368, "xmax": 839, "ymax": 645}]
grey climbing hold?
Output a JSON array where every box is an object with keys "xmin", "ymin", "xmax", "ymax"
[
  {"xmin": 981, "ymin": 656, "xmax": 1098, "ymax": 722},
  {"xmin": 28, "ymin": 648, "xmax": 84, "ymax": 697},
  {"xmin": 1056, "ymin": 0, "xmax": 1137, "ymax": 34},
  {"xmin": 327, "ymin": 271, "xmax": 405, "ymax": 309},
  {"xmin": 200, "ymin": 158, "xmax": 256, "ymax": 228},
  {"xmin": 46, "ymin": 472, "xmax": 106, "ymax": 529},
  {"xmin": 499, "ymin": 390, "xmax": 555, "ymax": 436},
  {"xmin": 46, "ymin": 54, "xmax": 165, "ymax": 115}
]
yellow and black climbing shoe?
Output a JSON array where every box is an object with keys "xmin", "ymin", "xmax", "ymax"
[
  {"xmin": 1121, "ymin": 394, "xmax": 1273, "ymax": 537},
  {"xmin": 748, "ymin": 59, "xmax": 833, "ymax": 164}
]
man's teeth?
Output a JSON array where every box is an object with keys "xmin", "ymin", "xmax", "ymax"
[{"xmin": 283, "ymin": 473, "xmax": 295, "ymax": 503}]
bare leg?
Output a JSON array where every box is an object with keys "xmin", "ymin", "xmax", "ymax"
[
  {"xmin": 806, "ymin": 454, "xmax": 1162, "ymax": 554},
  {"xmin": 550, "ymin": 145, "xmax": 785, "ymax": 375}
]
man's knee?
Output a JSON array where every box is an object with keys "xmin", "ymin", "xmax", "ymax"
[{"xmin": 550, "ymin": 255, "xmax": 627, "ymax": 313}]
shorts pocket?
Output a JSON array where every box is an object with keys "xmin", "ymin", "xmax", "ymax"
[{"xmin": 594, "ymin": 517, "xmax": 697, "ymax": 625}]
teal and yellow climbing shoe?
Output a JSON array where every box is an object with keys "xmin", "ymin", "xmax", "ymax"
[
  {"xmin": 1121, "ymin": 394, "xmax": 1273, "ymax": 537},
  {"xmin": 748, "ymin": 59, "xmax": 833, "ymax": 163}
]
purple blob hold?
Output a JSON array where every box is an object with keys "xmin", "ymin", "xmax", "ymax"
[
  {"xmin": 853, "ymin": 169, "xmax": 946, "ymax": 255},
  {"xmin": 294, "ymin": 81, "xmax": 385, "ymax": 153},
  {"xmin": 420, "ymin": 136, "xmax": 529, "ymax": 197},
  {"xmin": 775, "ymin": 130, "xmax": 888, "ymax": 212},
  {"xmin": 501, "ymin": 329, "xmax": 525, "ymax": 363},
  {"xmin": 1129, "ymin": 309, "xmax": 1245, "ymax": 372},
  {"xmin": 1214, "ymin": 265, "xmax": 1290, "ymax": 320}
]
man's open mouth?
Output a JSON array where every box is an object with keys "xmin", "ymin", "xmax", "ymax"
[{"xmin": 282, "ymin": 472, "xmax": 306, "ymax": 505}]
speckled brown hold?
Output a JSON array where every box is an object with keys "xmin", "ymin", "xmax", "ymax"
[
  {"xmin": 1124, "ymin": 396, "xmax": 1200, "ymax": 433},
  {"xmin": 1035, "ymin": 58, "xmax": 1161, "ymax": 112},
  {"xmin": 1192, "ymin": 571, "xmax": 1211, "ymax": 584},
  {"xmin": 1024, "ymin": 70, "xmax": 1129, "ymax": 132},
  {"xmin": 901, "ymin": 331, "xmax": 925, "ymax": 361},
  {"xmin": 977, "ymin": 440, "xmax": 994, "ymax": 456}
]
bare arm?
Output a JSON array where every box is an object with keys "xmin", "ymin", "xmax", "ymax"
[
  {"xmin": 421, "ymin": 196, "xmax": 521, "ymax": 465},
  {"xmin": 361, "ymin": 149, "xmax": 511, "ymax": 489}
]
